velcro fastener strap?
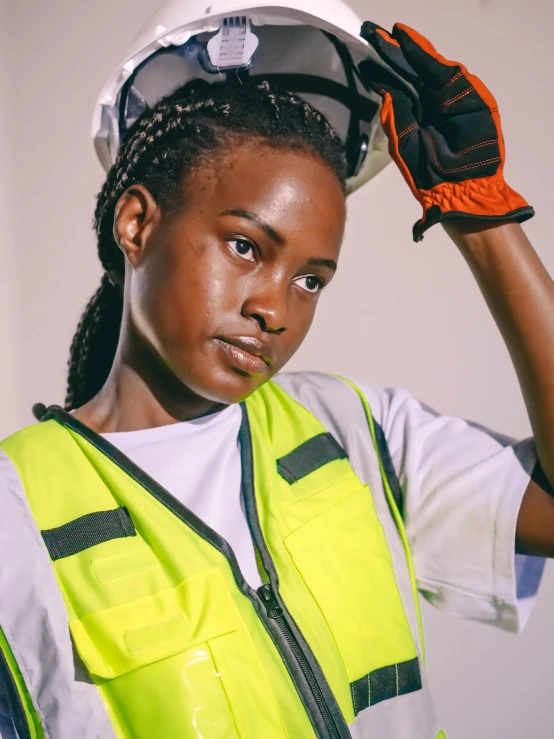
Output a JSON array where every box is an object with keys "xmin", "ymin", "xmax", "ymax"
[
  {"xmin": 41, "ymin": 507, "xmax": 136, "ymax": 561},
  {"xmin": 350, "ymin": 657, "xmax": 422, "ymax": 716},
  {"xmin": 277, "ymin": 433, "xmax": 347, "ymax": 484}
]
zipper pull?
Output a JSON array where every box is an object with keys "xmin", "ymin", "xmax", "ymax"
[{"xmin": 258, "ymin": 583, "xmax": 284, "ymax": 618}]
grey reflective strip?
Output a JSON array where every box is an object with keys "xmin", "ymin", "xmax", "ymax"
[
  {"xmin": 42, "ymin": 507, "xmax": 136, "ymax": 561},
  {"xmin": 277, "ymin": 433, "xmax": 346, "ymax": 483},
  {"xmin": 350, "ymin": 657, "xmax": 422, "ymax": 716},
  {"xmin": 0, "ymin": 450, "xmax": 116, "ymax": 739}
]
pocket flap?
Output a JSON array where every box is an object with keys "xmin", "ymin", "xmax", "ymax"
[{"xmin": 70, "ymin": 568, "xmax": 238, "ymax": 679}]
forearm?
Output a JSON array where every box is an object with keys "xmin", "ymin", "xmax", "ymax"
[{"xmin": 444, "ymin": 220, "xmax": 554, "ymax": 485}]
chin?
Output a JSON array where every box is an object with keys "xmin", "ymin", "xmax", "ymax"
[{"xmin": 183, "ymin": 367, "xmax": 271, "ymax": 406}]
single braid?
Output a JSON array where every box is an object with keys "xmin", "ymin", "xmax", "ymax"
[
  {"xmin": 65, "ymin": 80, "xmax": 346, "ymax": 410},
  {"xmin": 65, "ymin": 274, "xmax": 123, "ymax": 410}
]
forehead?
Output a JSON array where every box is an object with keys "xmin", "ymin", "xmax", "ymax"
[{"xmin": 185, "ymin": 142, "xmax": 346, "ymax": 242}]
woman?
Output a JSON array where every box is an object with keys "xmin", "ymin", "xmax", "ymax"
[{"xmin": 0, "ymin": 19, "xmax": 552, "ymax": 739}]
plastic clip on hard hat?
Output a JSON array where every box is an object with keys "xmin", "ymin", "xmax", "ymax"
[
  {"xmin": 92, "ymin": 0, "xmax": 396, "ymax": 194},
  {"xmin": 206, "ymin": 16, "xmax": 259, "ymax": 69}
]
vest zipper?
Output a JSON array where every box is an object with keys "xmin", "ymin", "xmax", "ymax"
[
  {"xmin": 239, "ymin": 406, "xmax": 350, "ymax": 739},
  {"xmin": 258, "ymin": 583, "xmax": 342, "ymax": 739}
]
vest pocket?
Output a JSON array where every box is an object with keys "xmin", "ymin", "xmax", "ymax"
[
  {"xmin": 70, "ymin": 567, "xmax": 237, "ymax": 679},
  {"xmin": 69, "ymin": 567, "xmax": 287, "ymax": 738},
  {"xmin": 284, "ymin": 485, "xmax": 418, "ymax": 684}
]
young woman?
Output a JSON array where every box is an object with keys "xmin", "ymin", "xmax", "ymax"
[{"xmin": 0, "ymin": 19, "xmax": 553, "ymax": 739}]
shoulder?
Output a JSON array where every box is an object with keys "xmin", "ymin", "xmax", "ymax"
[
  {"xmin": 270, "ymin": 372, "xmax": 506, "ymax": 461},
  {"xmin": 0, "ymin": 419, "xmax": 67, "ymax": 467},
  {"xmin": 270, "ymin": 370, "xmax": 413, "ymax": 429}
]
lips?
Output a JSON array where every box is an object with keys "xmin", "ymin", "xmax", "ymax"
[{"xmin": 214, "ymin": 336, "xmax": 274, "ymax": 375}]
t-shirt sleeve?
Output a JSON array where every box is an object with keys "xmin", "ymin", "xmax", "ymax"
[{"xmin": 357, "ymin": 382, "xmax": 546, "ymax": 634}]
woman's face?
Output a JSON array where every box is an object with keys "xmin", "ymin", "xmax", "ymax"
[{"xmin": 118, "ymin": 141, "xmax": 346, "ymax": 405}]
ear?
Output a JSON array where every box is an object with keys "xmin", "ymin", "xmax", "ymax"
[{"xmin": 113, "ymin": 184, "xmax": 160, "ymax": 268}]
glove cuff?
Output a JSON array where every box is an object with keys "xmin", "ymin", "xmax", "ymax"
[{"xmin": 413, "ymin": 174, "xmax": 534, "ymax": 242}]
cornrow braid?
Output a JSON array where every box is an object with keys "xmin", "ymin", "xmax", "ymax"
[{"xmin": 65, "ymin": 80, "xmax": 347, "ymax": 410}]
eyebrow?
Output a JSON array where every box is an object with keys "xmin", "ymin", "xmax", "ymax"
[
  {"xmin": 219, "ymin": 209, "xmax": 284, "ymax": 246},
  {"xmin": 307, "ymin": 258, "xmax": 337, "ymax": 272}
]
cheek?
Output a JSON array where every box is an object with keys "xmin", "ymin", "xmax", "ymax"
[
  {"xmin": 129, "ymin": 240, "xmax": 239, "ymax": 357},
  {"xmin": 292, "ymin": 307, "xmax": 316, "ymax": 343},
  {"xmin": 272, "ymin": 298, "xmax": 319, "ymax": 371}
]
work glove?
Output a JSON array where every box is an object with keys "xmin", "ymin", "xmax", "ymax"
[{"xmin": 359, "ymin": 22, "xmax": 534, "ymax": 241}]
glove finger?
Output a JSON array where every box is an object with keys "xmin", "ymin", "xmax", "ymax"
[
  {"xmin": 392, "ymin": 23, "xmax": 467, "ymax": 90},
  {"xmin": 358, "ymin": 57, "xmax": 421, "ymax": 195},
  {"xmin": 360, "ymin": 21, "xmax": 420, "ymax": 85},
  {"xmin": 431, "ymin": 73, "xmax": 481, "ymax": 112},
  {"xmin": 358, "ymin": 56, "xmax": 421, "ymax": 122},
  {"xmin": 392, "ymin": 25, "xmax": 497, "ymax": 127},
  {"xmin": 358, "ymin": 56, "xmax": 417, "ymax": 99},
  {"xmin": 379, "ymin": 89, "xmax": 422, "ymax": 201},
  {"xmin": 382, "ymin": 88, "xmax": 420, "ymax": 141},
  {"xmin": 359, "ymin": 19, "xmax": 388, "ymax": 40},
  {"xmin": 421, "ymin": 124, "xmax": 501, "ymax": 183}
]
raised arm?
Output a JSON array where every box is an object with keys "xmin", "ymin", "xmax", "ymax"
[
  {"xmin": 446, "ymin": 221, "xmax": 554, "ymax": 556},
  {"xmin": 358, "ymin": 22, "xmax": 554, "ymax": 556}
]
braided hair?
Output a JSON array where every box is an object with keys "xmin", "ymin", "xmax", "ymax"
[{"xmin": 65, "ymin": 80, "xmax": 347, "ymax": 410}]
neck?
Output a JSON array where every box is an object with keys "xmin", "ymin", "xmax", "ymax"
[{"xmin": 70, "ymin": 329, "xmax": 228, "ymax": 434}]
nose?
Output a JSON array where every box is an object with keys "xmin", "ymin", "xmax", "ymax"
[{"xmin": 241, "ymin": 277, "xmax": 287, "ymax": 334}]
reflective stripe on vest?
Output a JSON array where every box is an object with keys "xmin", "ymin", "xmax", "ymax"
[{"xmin": 0, "ymin": 377, "xmax": 424, "ymax": 738}]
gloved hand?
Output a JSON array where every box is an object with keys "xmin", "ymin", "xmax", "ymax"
[{"xmin": 359, "ymin": 22, "xmax": 534, "ymax": 241}]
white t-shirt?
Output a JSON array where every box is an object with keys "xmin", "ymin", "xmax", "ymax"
[{"xmin": 103, "ymin": 400, "xmax": 262, "ymax": 584}]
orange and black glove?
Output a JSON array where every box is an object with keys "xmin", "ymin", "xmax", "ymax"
[{"xmin": 359, "ymin": 22, "xmax": 534, "ymax": 241}]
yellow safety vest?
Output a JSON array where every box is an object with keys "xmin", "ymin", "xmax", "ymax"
[{"xmin": 0, "ymin": 376, "xmax": 438, "ymax": 739}]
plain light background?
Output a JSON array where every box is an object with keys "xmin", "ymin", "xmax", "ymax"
[{"xmin": 1, "ymin": 0, "xmax": 553, "ymax": 735}]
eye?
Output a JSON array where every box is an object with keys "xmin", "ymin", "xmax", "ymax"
[
  {"xmin": 228, "ymin": 238, "xmax": 256, "ymax": 262},
  {"xmin": 294, "ymin": 275, "xmax": 324, "ymax": 294}
]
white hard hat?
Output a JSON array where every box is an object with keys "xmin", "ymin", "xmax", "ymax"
[{"xmin": 92, "ymin": 0, "xmax": 392, "ymax": 193}]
